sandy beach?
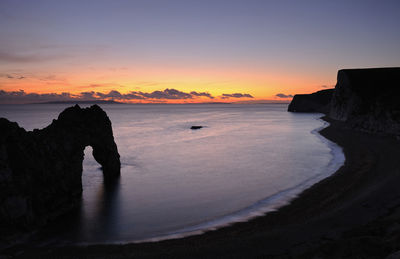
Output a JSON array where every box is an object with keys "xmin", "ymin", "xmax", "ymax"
[{"xmin": 6, "ymin": 115, "xmax": 400, "ymax": 259}]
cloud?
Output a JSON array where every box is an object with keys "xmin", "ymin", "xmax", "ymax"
[
  {"xmin": 0, "ymin": 43, "xmax": 108, "ymax": 64},
  {"xmin": 0, "ymin": 73, "xmax": 25, "ymax": 79},
  {"xmin": 79, "ymin": 91, "xmax": 97, "ymax": 100},
  {"xmin": 138, "ymin": 88, "xmax": 193, "ymax": 99},
  {"xmin": 97, "ymin": 90, "xmax": 123, "ymax": 99},
  {"xmin": 77, "ymin": 90, "xmax": 145, "ymax": 100},
  {"xmin": 0, "ymin": 88, "xmax": 223, "ymax": 104},
  {"xmin": 0, "ymin": 72, "xmax": 70, "ymax": 84},
  {"xmin": 78, "ymin": 83, "xmax": 124, "ymax": 89},
  {"xmin": 95, "ymin": 89, "xmax": 211, "ymax": 100},
  {"xmin": 0, "ymin": 90, "xmax": 74, "ymax": 104},
  {"xmin": 0, "ymin": 51, "xmax": 58, "ymax": 63},
  {"xmin": 221, "ymin": 93, "xmax": 253, "ymax": 99},
  {"xmin": 37, "ymin": 75, "xmax": 65, "ymax": 82},
  {"xmin": 123, "ymin": 92, "xmax": 145, "ymax": 99},
  {"xmin": 190, "ymin": 91, "xmax": 214, "ymax": 99},
  {"xmin": 275, "ymin": 93, "xmax": 294, "ymax": 98}
]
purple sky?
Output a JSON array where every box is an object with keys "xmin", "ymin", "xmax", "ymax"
[{"xmin": 0, "ymin": 0, "xmax": 399, "ymax": 103}]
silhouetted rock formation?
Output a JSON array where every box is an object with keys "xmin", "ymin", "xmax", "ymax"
[
  {"xmin": 287, "ymin": 89, "xmax": 334, "ymax": 114},
  {"xmin": 289, "ymin": 67, "xmax": 400, "ymax": 135},
  {"xmin": 0, "ymin": 105, "xmax": 120, "ymax": 241},
  {"xmin": 330, "ymin": 67, "xmax": 400, "ymax": 135},
  {"xmin": 190, "ymin": 126, "xmax": 203, "ymax": 130}
]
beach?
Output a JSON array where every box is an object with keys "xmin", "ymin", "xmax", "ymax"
[{"xmin": 10, "ymin": 115, "xmax": 400, "ymax": 258}]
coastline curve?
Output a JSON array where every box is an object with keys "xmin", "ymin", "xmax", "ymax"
[{"xmin": 73, "ymin": 115, "xmax": 345, "ymax": 246}]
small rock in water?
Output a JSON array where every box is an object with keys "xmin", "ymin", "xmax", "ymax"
[{"xmin": 190, "ymin": 126, "xmax": 203, "ymax": 130}]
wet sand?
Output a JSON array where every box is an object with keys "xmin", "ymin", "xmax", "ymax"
[{"xmin": 10, "ymin": 116, "xmax": 400, "ymax": 258}]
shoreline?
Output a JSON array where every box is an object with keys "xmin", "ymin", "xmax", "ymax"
[
  {"xmin": 8, "ymin": 116, "xmax": 400, "ymax": 258},
  {"xmin": 131, "ymin": 116, "xmax": 345, "ymax": 245}
]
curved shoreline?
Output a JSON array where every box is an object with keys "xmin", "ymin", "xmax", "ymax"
[
  {"xmin": 130, "ymin": 117, "xmax": 345, "ymax": 244},
  {"xmin": 9, "ymin": 116, "xmax": 400, "ymax": 258}
]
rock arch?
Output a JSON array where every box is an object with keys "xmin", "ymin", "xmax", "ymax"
[{"xmin": 0, "ymin": 105, "xmax": 120, "ymax": 239}]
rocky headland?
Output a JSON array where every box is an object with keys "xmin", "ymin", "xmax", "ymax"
[
  {"xmin": 0, "ymin": 105, "xmax": 120, "ymax": 247},
  {"xmin": 287, "ymin": 88, "xmax": 334, "ymax": 113},
  {"xmin": 289, "ymin": 67, "xmax": 400, "ymax": 136},
  {"xmin": 330, "ymin": 68, "xmax": 400, "ymax": 135}
]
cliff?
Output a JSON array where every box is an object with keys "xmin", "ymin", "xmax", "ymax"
[
  {"xmin": 289, "ymin": 67, "xmax": 400, "ymax": 135},
  {"xmin": 0, "ymin": 105, "xmax": 120, "ymax": 242},
  {"xmin": 330, "ymin": 67, "xmax": 400, "ymax": 135},
  {"xmin": 287, "ymin": 89, "xmax": 334, "ymax": 114}
]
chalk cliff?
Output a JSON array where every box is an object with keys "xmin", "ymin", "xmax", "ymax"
[
  {"xmin": 0, "ymin": 105, "xmax": 120, "ymax": 240},
  {"xmin": 287, "ymin": 89, "xmax": 334, "ymax": 114},
  {"xmin": 330, "ymin": 67, "xmax": 400, "ymax": 135},
  {"xmin": 289, "ymin": 67, "xmax": 400, "ymax": 135}
]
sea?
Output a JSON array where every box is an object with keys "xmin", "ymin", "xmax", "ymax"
[{"xmin": 0, "ymin": 103, "xmax": 344, "ymax": 245}]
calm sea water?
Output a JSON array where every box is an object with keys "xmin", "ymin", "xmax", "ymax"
[{"xmin": 0, "ymin": 103, "xmax": 344, "ymax": 245}]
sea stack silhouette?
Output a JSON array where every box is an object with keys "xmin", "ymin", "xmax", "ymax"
[{"xmin": 0, "ymin": 105, "xmax": 120, "ymax": 241}]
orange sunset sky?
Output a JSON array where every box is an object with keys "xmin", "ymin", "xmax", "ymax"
[{"xmin": 1, "ymin": 1, "xmax": 399, "ymax": 104}]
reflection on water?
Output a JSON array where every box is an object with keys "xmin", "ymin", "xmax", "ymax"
[
  {"xmin": 37, "ymin": 163, "xmax": 122, "ymax": 245},
  {"xmin": 80, "ymin": 175, "xmax": 121, "ymax": 242},
  {"xmin": 0, "ymin": 104, "xmax": 344, "ymax": 244},
  {"xmin": 72, "ymin": 147, "xmax": 123, "ymax": 243}
]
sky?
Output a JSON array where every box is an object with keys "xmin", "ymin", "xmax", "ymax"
[{"xmin": 0, "ymin": 0, "xmax": 399, "ymax": 103}]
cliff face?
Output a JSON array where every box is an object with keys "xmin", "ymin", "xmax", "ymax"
[
  {"xmin": 330, "ymin": 68, "xmax": 400, "ymax": 135},
  {"xmin": 288, "ymin": 67, "xmax": 400, "ymax": 135},
  {"xmin": 0, "ymin": 105, "xmax": 120, "ymax": 240},
  {"xmin": 287, "ymin": 89, "xmax": 334, "ymax": 114}
]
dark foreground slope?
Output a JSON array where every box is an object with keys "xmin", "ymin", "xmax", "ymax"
[{"xmin": 0, "ymin": 105, "xmax": 120, "ymax": 248}]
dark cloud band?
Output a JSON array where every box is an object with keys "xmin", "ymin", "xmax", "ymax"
[
  {"xmin": 275, "ymin": 93, "xmax": 293, "ymax": 98},
  {"xmin": 221, "ymin": 93, "xmax": 253, "ymax": 99},
  {"xmin": 0, "ymin": 89, "xmax": 251, "ymax": 104}
]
